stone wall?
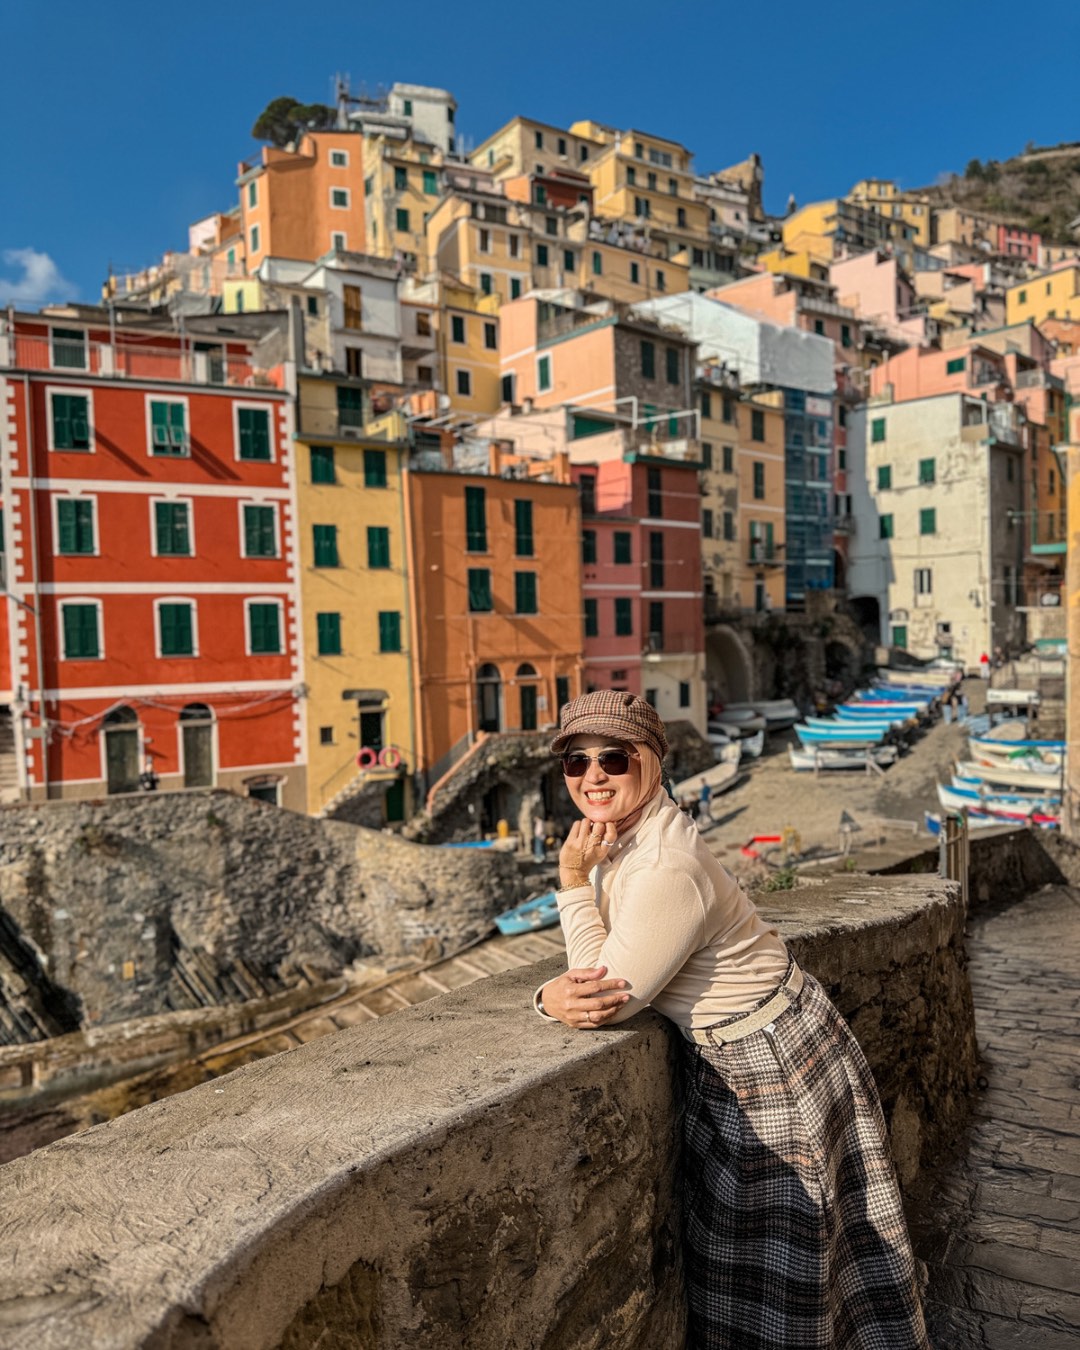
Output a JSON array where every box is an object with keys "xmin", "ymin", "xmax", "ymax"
[
  {"xmin": 0, "ymin": 872, "xmax": 974, "ymax": 1349},
  {"xmin": 0, "ymin": 791, "xmax": 524, "ymax": 1038}
]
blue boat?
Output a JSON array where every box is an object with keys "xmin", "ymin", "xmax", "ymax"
[
  {"xmin": 805, "ymin": 716, "xmax": 896, "ymax": 733},
  {"xmin": 795, "ymin": 723, "xmax": 885, "ymax": 746},
  {"xmin": 970, "ymin": 735, "xmax": 1066, "ymax": 754},
  {"xmin": 495, "ymin": 890, "xmax": 561, "ymax": 936}
]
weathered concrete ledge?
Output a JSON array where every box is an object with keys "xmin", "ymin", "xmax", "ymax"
[{"xmin": 0, "ymin": 874, "xmax": 972, "ymax": 1350}]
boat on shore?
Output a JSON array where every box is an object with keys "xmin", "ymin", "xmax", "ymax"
[
  {"xmin": 955, "ymin": 759, "xmax": 1064, "ymax": 792},
  {"xmin": 788, "ymin": 745, "xmax": 898, "ymax": 772},
  {"xmin": 495, "ymin": 891, "xmax": 560, "ymax": 936}
]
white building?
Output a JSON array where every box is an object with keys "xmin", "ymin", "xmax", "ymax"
[{"xmin": 847, "ymin": 393, "xmax": 1027, "ymax": 668}]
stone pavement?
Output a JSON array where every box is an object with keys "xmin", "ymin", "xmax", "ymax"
[{"xmin": 913, "ymin": 884, "xmax": 1080, "ymax": 1348}]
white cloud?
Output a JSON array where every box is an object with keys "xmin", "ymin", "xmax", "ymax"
[{"xmin": 0, "ymin": 248, "xmax": 78, "ymax": 306}]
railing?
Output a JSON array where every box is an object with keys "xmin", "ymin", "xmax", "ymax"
[
  {"xmin": 1028, "ymin": 507, "xmax": 1067, "ymax": 552},
  {"xmin": 3, "ymin": 333, "xmax": 270, "ymax": 388},
  {"xmin": 1014, "ymin": 368, "xmax": 1063, "ymax": 391},
  {"xmin": 299, "ymin": 405, "xmax": 372, "ymax": 439},
  {"xmin": 643, "ymin": 632, "xmax": 701, "ymax": 655},
  {"xmin": 748, "ymin": 541, "xmax": 784, "ymax": 564}
]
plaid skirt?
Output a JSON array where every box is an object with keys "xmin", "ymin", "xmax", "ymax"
[{"xmin": 680, "ymin": 972, "xmax": 929, "ymax": 1350}]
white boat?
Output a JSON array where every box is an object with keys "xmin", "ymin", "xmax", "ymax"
[
  {"xmin": 674, "ymin": 760, "xmax": 740, "ymax": 798},
  {"xmin": 740, "ymin": 730, "xmax": 765, "ymax": 759},
  {"xmin": 877, "ymin": 667, "xmax": 955, "ymax": 687},
  {"xmin": 978, "ymin": 721, "xmax": 1031, "ymax": 743},
  {"xmin": 710, "ymin": 716, "xmax": 766, "ymax": 736},
  {"xmin": 986, "ymin": 688, "xmax": 1040, "ymax": 707},
  {"xmin": 955, "ymin": 759, "xmax": 1063, "ymax": 792},
  {"xmin": 968, "ymin": 744, "xmax": 1064, "ymax": 770},
  {"xmin": 936, "ymin": 783, "xmax": 1058, "ymax": 825},
  {"xmin": 722, "ymin": 699, "xmax": 800, "ymax": 730},
  {"xmin": 713, "ymin": 708, "xmax": 766, "ymax": 730},
  {"xmin": 788, "ymin": 744, "xmax": 898, "ymax": 772}
]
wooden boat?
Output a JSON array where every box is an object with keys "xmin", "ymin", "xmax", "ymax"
[
  {"xmin": 835, "ymin": 704, "xmax": 919, "ymax": 722},
  {"xmin": 495, "ymin": 891, "xmax": 560, "ymax": 936},
  {"xmin": 968, "ymin": 744, "xmax": 1064, "ymax": 770},
  {"xmin": 795, "ymin": 723, "xmax": 886, "ymax": 746},
  {"xmin": 924, "ymin": 811, "xmax": 1001, "ymax": 836},
  {"xmin": 788, "ymin": 744, "xmax": 898, "ymax": 772},
  {"xmin": 970, "ymin": 733, "xmax": 1065, "ymax": 755},
  {"xmin": 805, "ymin": 715, "xmax": 898, "ymax": 733},
  {"xmin": 936, "ymin": 783, "xmax": 1058, "ymax": 826},
  {"xmin": 722, "ymin": 700, "xmax": 799, "ymax": 729},
  {"xmin": 955, "ymin": 759, "xmax": 1063, "ymax": 792},
  {"xmin": 949, "ymin": 779, "xmax": 1061, "ymax": 809}
]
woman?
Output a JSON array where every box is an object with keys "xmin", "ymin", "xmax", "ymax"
[{"xmin": 535, "ymin": 690, "xmax": 928, "ymax": 1350}]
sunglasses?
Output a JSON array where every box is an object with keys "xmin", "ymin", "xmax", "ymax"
[{"xmin": 561, "ymin": 750, "xmax": 636, "ymax": 778}]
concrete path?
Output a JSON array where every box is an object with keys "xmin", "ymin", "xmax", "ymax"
[{"xmin": 916, "ymin": 884, "xmax": 1080, "ymax": 1348}]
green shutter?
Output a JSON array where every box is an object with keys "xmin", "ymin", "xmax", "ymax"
[
  {"xmin": 515, "ymin": 571, "xmax": 537, "ymax": 614},
  {"xmin": 238, "ymin": 408, "xmax": 271, "ymax": 460},
  {"xmin": 582, "ymin": 530, "xmax": 597, "ymax": 564},
  {"xmin": 63, "ymin": 603, "xmax": 99, "ymax": 659},
  {"xmin": 367, "ymin": 526, "xmax": 390, "ymax": 568},
  {"xmin": 155, "ymin": 502, "xmax": 191, "ymax": 556},
  {"xmin": 584, "ymin": 598, "xmax": 598, "ymax": 637},
  {"xmin": 877, "ymin": 465, "xmax": 892, "ymax": 490},
  {"xmin": 159, "ymin": 603, "xmax": 194, "ymax": 656},
  {"xmin": 53, "ymin": 393, "xmax": 90, "ymax": 450},
  {"xmin": 614, "ymin": 532, "xmax": 631, "ymax": 564},
  {"xmin": 249, "ymin": 603, "xmax": 281, "ymax": 653},
  {"xmin": 467, "ymin": 568, "xmax": 492, "ymax": 612},
  {"xmin": 245, "ymin": 505, "xmax": 276, "ymax": 557},
  {"xmin": 363, "ymin": 448, "xmax": 387, "ymax": 486},
  {"xmin": 615, "ymin": 597, "xmax": 633, "ymax": 636},
  {"xmin": 514, "ymin": 499, "xmax": 533, "ymax": 556},
  {"xmin": 465, "ymin": 486, "xmax": 487, "ymax": 551},
  {"xmin": 313, "ymin": 525, "xmax": 338, "ymax": 567},
  {"xmin": 880, "ymin": 514, "xmax": 894, "ymax": 540},
  {"xmin": 919, "ymin": 458, "xmax": 936, "ymax": 484},
  {"xmin": 378, "ymin": 611, "xmax": 401, "ymax": 652},
  {"xmin": 311, "ymin": 445, "xmax": 336, "ymax": 483},
  {"xmin": 871, "ymin": 418, "xmax": 886, "ymax": 443},
  {"xmin": 317, "ymin": 612, "xmax": 342, "ymax": 655},
  {"xmin": 57, "ymin": 498, "xmax": 94, "ymax": 554},
  {"xmin": 151, "ymin": 401, "xmax": 187, "ymax": 455},
  {"xmin": 920, "ymin": 508, "xmax": 936, "ymax": 536}
]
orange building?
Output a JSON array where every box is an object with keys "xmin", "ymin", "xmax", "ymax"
[
  {"xmin": 403, "ymin": 468, "xmax": 583, "ymax": 787},
  {"xmin": 0, "ymin": 309, "xmax": 304, "ymax": 807},
  {"xmin": 238, "ymin": 130, "xmax": 366, "ymax": 271}
]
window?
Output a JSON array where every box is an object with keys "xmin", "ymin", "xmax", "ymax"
[
  {"xmin": 510, "ymin": 278, "xmax": 522, "ymax": 300},
  {"xmin": 920, "ymin": 508, "xmax": 936, "ymax": 536},
  {"xmin": 641, "ymin": 340, "xmax": 656, "ymax": 379},
  {"xmin": 394, "ymin": 166, "xmax": 407, "ymax": 190},
  {"xmin": 534, "ymin": 184, "xmax": 547, "ymax": 205},
  {"xmin": 877, "ymin": 464, "xmax": 892, "ymax": 490},
  {"xmin": 331, "ymin": 232, "xmax": 346, "ymax": 251},
  {"xmin": 237, "ymin": 407, "xmax": 271, "ymax": 460},
  {"xmin": 451, "ymin": 314, "xmax": 466, "ymax": 344},
  {"xmin": 753, "ymin": 462, "xmax": 765, "ymax": 499},
  {"xmin": 331, "ymin": 150, "xmax": 348, "ymax": 168},
  {"xmin": 584, "ymin": 598, "xmax": 599, "ymax": 637},
  {"xmin": 456, "ymin": 370, "xmax": 472, "ymax": 396},
  {"xmin": 403, "ymin": 98, "xmax": 413, "ymax": 115},
  {"xmin": 648, "ymin": 601, "xmax": 664, "ymax": 647},
  {"xmin": 480, "ymin": 273, "xmax": 493, "ymax": 295},
  {"xmin": 891, "ymin": 625, "xmax": 908, "ymax": 650},
  {"xmin": 722, "ymin": 444, "xmax": 734, "ymax": 472},
  {"xmin": 56, "ymin": 497, "xmax": 94, "ymax": 555},
  {"xmin": 841, "ymin": 324, "xmax": 852, "ymax": 348},
  {"xmin": 51, "ymin": 392, "xmax": 90, "ymax": 449},
  {"xmin": 155, "ymin": 501, "xmax": 191, "ymax": 557},
  {"xmin": 558, "ymin": 137, "xmax": 567, "ymax": 156},
  {"xmin": 423, "ymin": 169, "xmax": 438, "ymax": 195},
  {"xmin": 364, "ymin": 449, "xmax": 387, "ymax": 487},
  {"xmin": 579, "ymin": 474, "xmax": 596, "ymax": 515},
  {"xmin": 545, "ymin": 216, "xmax": 558, "ymax": 237},
  {"xmin": 158, "ymin": 602, "xmax": 195, "ymax": 657},
  {"xmin": 509, "ymin": 234, "xmax": 521, "ymax": 259},
  {"xmin": 666, "ymin": 347, "xmax": 679, "ymax": 385},
  {"xmin": 484, "ymin": 321, "xmax": 497, "ymax": 350},
  {"xmin": 647, "ymin": 466, "xmax": 662, "ymax": 517},
  {"xmin": 150, "ymin": 400, "xmax": 187, "ymax": 455},
  {"xmin": 677, "ymin": 207, "xmax": 686, "ymax": 229},
  {"xmin": 582, "ymin": 529, "xmax": 597, "ymax": 565},
  {"xmin": 592, "ymin": 250, "xmax": 603, "ymax": 276},
  {"xmin": 701, "ymin": 441, "xmax": 712, "ymax": 469},
  {"xmin": 627, "ymin": 166, "xmax": 637, "ymax": 186},
  {"xmin": 331, "ymin": 188, "xmax": 349, "ymax": 209},
  {"xmin": 479, "ymin": 227, "xmax": 491, "ymax": 253},
  {"xmin": 343, "ymin": 285, "xmax": 362, "ymax": 329},
  {"xmin": 319, "ymin": 726, "xmax": 335, "ymax": 745},
  {"xmin": 871, "ymin": 417, "xmax": 886, "ymax": 443},
  {"xmin": 613, "ymin": 531, "xmax": 632, "ymax": 564},
  {"xmin": 702, "ymin": 508, "xmax": 713, "ymax": 539},
  {"xmin": 317, "ymin": 612, "xmax": 342, "ymax": 656},
  {"xmin": 656, "ymin": 270, "xmax": 666, "ymax": 292},
  {"xmin": 515, "ymin": 571, "xmax": 538, "ymax": 614},
  {"xmin": 307, "ymin": 295, "xmax": 319, "ymax": 317},
  {"xmin": 723, "ymin": 510, "xmax": 734, "ymax": 541},
  {"xmin": 649, "ymin": 531, "xmax": 664, "ymax": 586},
  {"xmin": 751, "ymin": 409, "xmax": 765, "ymax": 442},
  {"xmin": 647, "ymin": 172, "xmax": 657, "ymax": 191},
  {"xmin": 915, "ymin": 568, "xmax": 932, "ymax": 596},
  {"xmin": 722, "ymin": 396, "xmax": 735, "ymax": 425},
  {"xmin": 514, "ymin": 499, "xmax": 533, "ymax": 556},
  {"xmin": 536, "ymin": 242, "xmax": 549, "ymax": 266},
  {"xmin": 62, "ymin": 602, "xmax": 100, "ymax": 659},
  {"xmin": 465, "ymin": 485, "xmax": 487, "ymax": 552},
  {"xmin": 614, "ymin": 597, "xmax": 633, "ymax": 636},
  {"xmin": 630, "ymin": 261, "xmax": 639, "ymax": 285},
  {"xmin": 313, "ymin": 524, "xmax": 339, "ymax": 567},
  {"xmin": 52, "ymin": 327, "xmax": 88, "ymax": 370},
  {"xmin": 679, "ymin": 681, "xmax": 691, "ymax": 709},
  {"xmin": 919, "ymin": 457, "xmax": 936, "ymax": 484},
  {"xmin": 1049, "ymin": 467, "xmax": 1056, "ymax": 495},
  {"xmin": 243, "ymin": 504, "xmax": 277, "ymax": 558},
  {"xmin": 367, "ymin": 525, "xmax": 391, "ymax": 569},
  {"xmin": 250, "ymin": 225, "xmax": 260, "ymax": 253},
  {"xmin": 364, "ymin": 175, "xmax": 374, "ymax": 197},
  {"xmin": 311, "ymin": 445, "xmax": 335, "ymax": 484},
  {"xmin": 1018, "ymin": 289, "xmax": 1027, "ymax": 304},
  {"xmin": 248, "ymin": 602, "xmax": 282, "ymax": 654},
  {"xmin": 814, "ymin": 319, "xmax": 825, "ymax": 336},
  {"xmin": 534, "ymin": 129, "xmax": 544, "ymax": 149},
  {"xmin": 467, "ymin": 568, "xmax": 492, "ymax": 612},
  {"xmin": 378, "ymin": 611, "xmax": 402, "ymax": 652},
  {"xmin": 396, "ymin": 208, "xmax": 410, "ymax": 232},
  {"xmin": 879, "ymin": 514, "xmax": 894, "ymax": 540},
  {"xmin": 537, "ymin": 354, "xmax": 552, "ymax": 392},
  {"xmin": 945, "ymin": 356, "xmax": 966, "ymax": 375}
]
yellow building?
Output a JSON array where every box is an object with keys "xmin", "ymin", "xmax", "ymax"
[
  {"xmin": 294, "ymin": 379, "xmax": 415, "ymax": 820},
  {"xmin": 471, "ymin": 115, "xmax": 601, "ymax": 179},
  {"xmin": 363, "ymin": 131, "xmax": 447, "ymax": 267},
  {"xmin": 783, "ymin": 198, "xmax": 916, "ymax": 266},
  {"xmin": 757, "ymin": 246, "xmax": 829, "ymax": 281},
  {"xmin": 932, "ymin": 207, "xmax": 995, "ymax": 251},
  {"xmin": 1006, "ymin": 265, "xmax": 1080, "ymax": 326},
  {"xmin": 438, "ymin": 282, "xmax": 503, "ymax": 416},
  {"xmin": 578, "ymin": 124, "xmax": 711, "ymax": 241},
  {"xmin": 424, "ymin": 187, "xmax": 533, "ymax": 305},
  {"xmin": 845, "ymin": 179, "xmax": 933, "ymax": 248}
]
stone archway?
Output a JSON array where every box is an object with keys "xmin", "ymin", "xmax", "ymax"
[{"xmin": 705, "ymin": 624, "xmax": 754, "ymax": 708}]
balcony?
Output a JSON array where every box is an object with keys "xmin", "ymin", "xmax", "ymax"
[
  {"xmin": 834, "ymin": 515, "xmax": 855, "ymax": 536},
  {"xmin": 1027, "ymin": 507, "xmax": 1067, "ymax": 555},
  {"xmin": 299, "ymin": 404, "xmax": 373, "ymax": 440},
  {"xmin": 748, "ymin": 540, "xmax": 784, "ymax": 566},
  {"xmin": 988, "ymin": 406, "xmax": 1025, "ymax": 448},
  {"xmin": 1, "ymin": 332, "xmax": 273, "ymax": 388},
  {"xmin": 644, "ymin": 631, "xmax": 701, "ymax": 656}
]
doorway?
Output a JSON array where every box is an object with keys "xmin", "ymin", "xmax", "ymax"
[
  {"xmin": 103, "ymin": 706, "xmax": 140, "ymax": 794},
  {"xmin": 476, "ymin": 663, "xmax": 501, "ymax": 733},
  {"xmin": 180, "ymin": 703, "xmax": 214, "ymax": 788}
]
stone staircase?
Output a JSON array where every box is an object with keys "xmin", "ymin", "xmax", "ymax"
[{"xmin": 0, "ymin": 709, "xmax": 20, "ymax": 803}]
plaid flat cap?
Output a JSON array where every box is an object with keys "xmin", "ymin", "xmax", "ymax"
[{"xmin": 550, "ymin": 689, "xmax": 668, "ymax": 762}]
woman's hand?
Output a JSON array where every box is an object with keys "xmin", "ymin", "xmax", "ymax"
[
  {"xmin": 540, "ymin": 966, "xmax": 630, "ymax": 1029},
  {"xmin": 559, "ymin": 818, "xmax": 617, "ymax": 889}
]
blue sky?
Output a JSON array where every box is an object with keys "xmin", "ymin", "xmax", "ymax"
[{"xmin": 3, "ymin": 0, "xmax": 1078, "ymax": 307}]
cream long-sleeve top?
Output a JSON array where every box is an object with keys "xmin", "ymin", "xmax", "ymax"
[{"xmin": 537, "ymin": 789, "xmax": 789, "ymax": 1030}]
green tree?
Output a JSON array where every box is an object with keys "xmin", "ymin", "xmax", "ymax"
[
  {"xmin": 965, "ymin": 158, "xmax": 984, "ymax": 180},
  {"xmin": 252, "ymin": 96, "xmax": 337, "ymax": 148}
]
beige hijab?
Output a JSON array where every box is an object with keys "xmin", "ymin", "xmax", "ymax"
[{"xmin": 612, "ymin": 743, "xmax": 664, "ymax": 836}]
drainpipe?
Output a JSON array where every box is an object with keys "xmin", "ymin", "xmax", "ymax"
[
  {"xmin": 398, "ymin": 446, "xmax": 420, "ymax": 806},
  {"xmin": 18, "ymin": 374, "xmax": 47, "ymax": 798}
]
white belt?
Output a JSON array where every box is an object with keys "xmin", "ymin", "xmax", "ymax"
[{"xmin": 681, "ymin": 961, "xmax": 805, "ymax": 1047}]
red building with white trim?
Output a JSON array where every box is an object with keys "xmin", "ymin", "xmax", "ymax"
[{"xmin": 0, "ymin": 309, "xmax": 306, "ymax": 808}]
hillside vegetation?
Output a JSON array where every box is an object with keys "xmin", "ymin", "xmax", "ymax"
[{"xmin": 921, "ymin": 141, "xmax": 1080, "ymax": 242}]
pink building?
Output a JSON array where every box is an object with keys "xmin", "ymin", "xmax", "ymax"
[
  {"xmin": 829, "ymin": 251, "xmax": 933, "ymax": 345},
  {"xmin": 998, "ymin": 224, "xmax": 1041, "ymax": 263},
  {"xmin": 868, "ymin": 342, "xmax": 1009, "ymax": 401}
]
